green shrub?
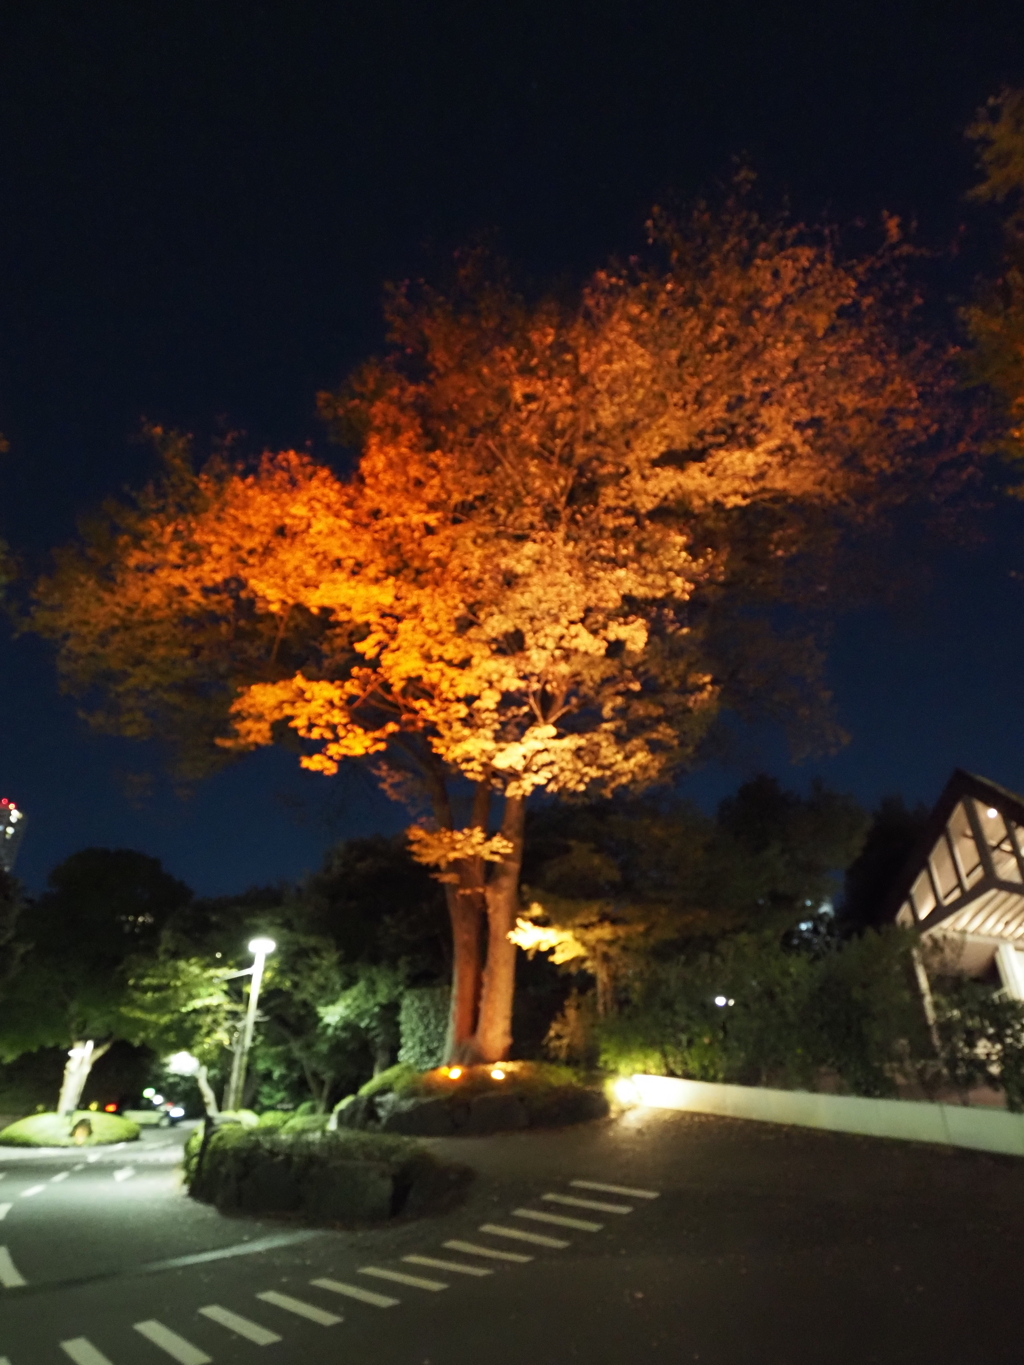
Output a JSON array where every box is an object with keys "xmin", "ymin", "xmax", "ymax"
[
  {"xmin": 398, "ymin": 986, "xmax": 450, "ymax": 1071},
  {"xmin": 0, "ymin": 1111, "xmax": 141, "ymax": 1147},
  {"xmin": 186, "ymin": 1123, "xmax": 465, "ymax": 1224},
  {"xmin": 935, "ymin": 980, "xmax": 1024, "ymax": 1110},
  {"xmin": 598, "ymin": 928, "xmax": 930, "ymax": 1098},
  {"xmin": 280, "ymin": 1113, "xmax": 329, "ymax": 1135},
  {"xmin": 255, "ymin": 1110, "xmax": 292, "ymax": 1130}
]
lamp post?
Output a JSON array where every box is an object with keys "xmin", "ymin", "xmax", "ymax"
[{"xmin": 224, "ymin": 937, "xmax": 276, "ymax": 1112}]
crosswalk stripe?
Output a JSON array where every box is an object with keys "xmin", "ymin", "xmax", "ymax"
[
  {"xmin": 403, "ymin": 1254, "xmax": 491, "ymax": 1277},
  {"xmin": 310, "ymin": 1277, "xmax": 399, "ymax": 1308},
  {"xmin": 0, "ymin": 1246, "xmax": 26, "ymax": 1288},
  {"xmin": 443, "ymin": 1239, "xmax": 532, "ymax": 1263},
  {"xmin": 199, "ymin": 1304, "xmax": 282, "ymax": 1344},
  {"xmin": 358, "ymin": 1266, "xmax": 448, "ymax": 1291},
  {"xmin": 543, "ymin": 1192, "xmax": 632, "ymax": 1214},
  {"xmin": 21, "ymin": 1185, "xmax": 44, "ymax": 1198},
  {"xmin": 478, "ymin": 1222, "xmax": 569, "ymax": 1249},
  {"xmin": 0, "ymin": 1204, "xmax": 11, "ymax": 1222},
  {"xmin": 513, "ymin": 1206, "xmax": 602, "ymax": 1232},
  {"xmin": 571, "ymin": 1178, "xmax": 660, "ymax": 1199},
  {"xmin": 50, "ymin": 1171, "xmax": 71, "ymax": 1184},
  {"xmin": 133, "ymin": 1320, "xmax": 211, "ymax": 1365},
  {"xmin": 256, "ymin": 1290, "xmax": 342, "ymax": 1325},
  {"xmin": 60, "ymin": 1339, "xmax": 115, "ymax": 1365}
]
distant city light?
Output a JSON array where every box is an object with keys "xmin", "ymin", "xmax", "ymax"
[{"xmin": 714, "ymin": 995, "xmax": 727, "ymax": 1006}]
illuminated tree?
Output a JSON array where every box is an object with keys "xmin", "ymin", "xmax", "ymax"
[
  {"xmin": 32, "ymin": 192, "xmax": 974, "ymax": 1061},
  {"xmin": 965, "ymin": 89, "xmax": 1024, "ymax": 473}
]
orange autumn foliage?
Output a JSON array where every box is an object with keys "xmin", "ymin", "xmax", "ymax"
[{"xmin": 32, "ymin": 194, "xmax": 978, "ymax": 1060}]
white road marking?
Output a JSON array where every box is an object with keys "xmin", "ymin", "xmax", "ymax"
[
  {"xmin": 444, "ymin": 1239, "xmax": 532, "ymax": 1263},
  {"xmin": 0, "ymin": 1204, "xmax": 10, "ymax": 1222},
  {"xmin": 403, "ymin": 1254, "xmax": 491, "ymax": 1277},
  {"xmin": 133, "ymin": 1320, "xmax": 211, "ymax": 1365},
  {"xmin": 60, "ymin": 1339, "xmax": 116, "ymax": 1365},
  {"xmin": 72, "ymin": 1163, "xmax": 86, "ymax": 1171},
  {"xmin": 478, "ymin": 1222, "xmax": 569, "ymax": 1249},
  {"xmin": 513, "ymin": 1206, "xmax": 602, "ymax": 1232},
  {"xmin": 50, "ymin": 1170, "xmax": 71, "ymax": 1184},
  {"xmin": 311, "ymin": 1277, "xmax": 399, "ymax": 1308},
  {"xmin": 0, "ymin": 1246, "xmax": 27, "ymax": 1287},
  {"xmin": 571, "ymin": 1178, "xmax": 660, "ymax": 1199},
  {"xmin": 256, "ymin": 1290, "xmax": 342, "ymax": 1326},
  {"xmin": 543, "ymin": 1192, "xmax": 632, "ymax": 1214},
  {"xmin": 358, "ymin": 1266, "xmax": 447, "ymax": 1291},
  {"xmin": 113, "ymin": 1167, "xmax": 135, "ymax": 1181},
  {"xmin": 21, "ymin": 1185, "xmax": 45, "ymax": 1198},
  {"xmin": 199, "ymin": 1304, "xmax": 282, "ymax": 1345},
  {"xmin": 86, "ymin": 1154, "xmax": 100, "ymax": 1164},
  {"xmin": 0, "ymin": 1172, "xmax": 6, "ymax": 1180}
]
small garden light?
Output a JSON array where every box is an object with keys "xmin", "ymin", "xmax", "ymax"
[
  {"xmin": 490, "ymin": 1067, "xmax": 506, "ymax": 1080},
  {"xmin": 448, "ymin": 1066, "xmax": 464, "ymax": 1079}
]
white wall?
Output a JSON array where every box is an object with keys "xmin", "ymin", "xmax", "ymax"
[{"xmin": 631, "ymin": 1074, "xmax": 1024, "ymax": 1157}]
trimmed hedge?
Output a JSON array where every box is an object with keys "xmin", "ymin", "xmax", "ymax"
[
  {"xmin": 184, "ymin": 1122, "xmax": 468, "ymax": 1224},
  {"xmin": 0, "ymin": 1111, "xmax": 141, "ymax": 1147},
  {"xmin": 398, "ymin": 986, "xmax": 449, "ymax": 1071}
]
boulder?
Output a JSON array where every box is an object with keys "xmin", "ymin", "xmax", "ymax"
[
  {"xmin": 380, "ymin": 1094, "xmax": 455, "ymax": 1136},
  {"xmin": 465, "ymin": 1092, "xmax": 529, "ymax": 1134}
]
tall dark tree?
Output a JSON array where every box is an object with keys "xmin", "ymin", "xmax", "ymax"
[{"xmin": 0, "ymin": 849, "xmax": 191, "ymax": 1113}]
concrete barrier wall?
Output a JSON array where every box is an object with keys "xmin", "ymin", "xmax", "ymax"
[{"xmin": 631, "ymin": 1073, "xmax": 1024, "ymax": 1157}]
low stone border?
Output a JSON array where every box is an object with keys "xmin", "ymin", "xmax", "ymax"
[{"xmin": 631, "ymin": 1074, "xmax": 1024, "ymax": 1157}]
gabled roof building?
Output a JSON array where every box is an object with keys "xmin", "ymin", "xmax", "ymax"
[{"xmin": 884, "ymin": 770, "xmax": 1024, "ymax": 998}]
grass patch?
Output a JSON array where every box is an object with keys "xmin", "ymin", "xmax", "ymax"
[{"xmin": 0, "ymin": 1111, "xmax": 141, "ymax": 1147}]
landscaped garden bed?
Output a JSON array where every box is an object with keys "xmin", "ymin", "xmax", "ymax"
[
  {"xmin": 332, "ymin": 1060, "xmax": 609, "ymax": 1136},
  {"xmin": 184, "ymin": 1120, "xmax": 470, "ymax": 1224}
]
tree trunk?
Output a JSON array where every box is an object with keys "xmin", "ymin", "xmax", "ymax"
[
  {"xmin": 56, "ymin": 1039, "xmax": 112, "ymax": 1117},
  {"xmin": 440, "ymin": 779, "xmax": 490, "ymax": 1064},
  {"xmin": 472, "ymin": 794, "xmax": 527, "ymax": 1062},
  {"xmin": 195, "ymin": 1064, "xmax": 219, "ymax": 1117}
]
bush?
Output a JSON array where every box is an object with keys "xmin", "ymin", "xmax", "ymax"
[
  {"xmin": 185, "ymin": 1122, "xmax": 467, "ymax": 1223},
  {"xmin": 398, "ymin": 986, "xmax": 450, "ymax": 1071},
  {"xmin": 935, "ymin": 980, "xmax": 1024, "ymax": 1110},
  {"xmin": 0, "ymin": 1111, "xmax": 141, "ymax": 1147},
  {"xmin": 255, "ymin": 1110, "xmax": 293, "ymax": 1130},
  {"xmin": 598, "ymin": 928, "xmax": 931, "ymax": 1098}
]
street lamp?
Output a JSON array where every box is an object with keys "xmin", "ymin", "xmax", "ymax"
[{"xmin": 224, "ymin": 937, "xmax": 276, "ymax": 1111}]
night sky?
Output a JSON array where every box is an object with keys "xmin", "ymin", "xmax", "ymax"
[{"xmin": 2, "ymin": 1, "xmax": 1024, "ymax": 896}]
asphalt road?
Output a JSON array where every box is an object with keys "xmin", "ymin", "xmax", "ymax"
[{"xmin": 1, "ymin": 1107, "xmax": 1022, "ymax": 1364}]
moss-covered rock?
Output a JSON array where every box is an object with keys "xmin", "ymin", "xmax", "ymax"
[{"xmin": 0, "ymin": 1111, "xmax": 141, "ymax": 1147}]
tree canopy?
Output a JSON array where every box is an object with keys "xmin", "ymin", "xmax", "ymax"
[{"xmin": 30, "ymin": 189, "xmax": 979, "ymax": 1061}]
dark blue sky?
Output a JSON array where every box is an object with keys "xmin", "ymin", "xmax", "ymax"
[{"xmin": 2, "ymin": 1, "xmax": 1024, "ymax": 895}]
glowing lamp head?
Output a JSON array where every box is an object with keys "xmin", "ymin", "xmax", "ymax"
[
  {"xmin": 248, "ymin": 937, "xmax": 276, "ymax": 956},
  {"xmin": 490, "ymin": 1067, "xmax": 506, "ymax": 1081},
  {"xmin": 714, "ymin": 995, "xmax": 727, "ymax": 1007},
  {"xmin": 447, "ymin": 1066, "xmax": 464, "ymax": 1080},
  {"xmin": 987, "ymin": 808, "xmax": 999, "ymax": 819},
  {"xmin": 104, "ymin": 1103, "xmax": 118, "ymax": 1113}
]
